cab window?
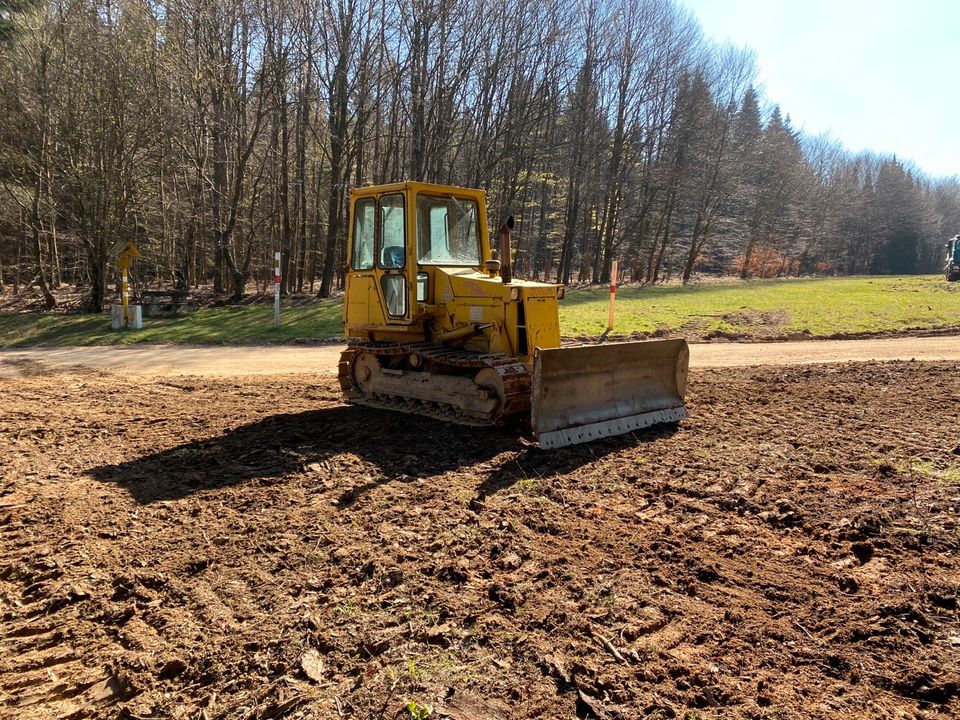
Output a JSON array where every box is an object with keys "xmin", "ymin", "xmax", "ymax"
[
  {"xmin": 416, "ymin": 195, "xmax": 481, "ymax": 265},
  {"xmin": 351, "ymin": 197, "xmax": 375, "ymax": 270},
  {"xmin": 379, "ymin": 193, "xmax": 405, "ymax": 268},
  {"xmin": 379, "ymin": 193, "xmax": 407, "ymax": 317}
]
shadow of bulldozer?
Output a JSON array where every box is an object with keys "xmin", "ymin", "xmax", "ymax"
[{"xmin": 88, "ymin": 404, "xmax": 680, "ymax": 505}]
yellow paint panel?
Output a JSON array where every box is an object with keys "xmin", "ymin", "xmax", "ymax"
[{"xmin": 525, "ymin": 297, "xmax": 560, "ymax": 350}]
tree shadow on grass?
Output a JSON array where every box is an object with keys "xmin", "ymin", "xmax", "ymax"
[
  {"xmin": 88, "ymin": 404, "xmax": 680, "ymax": 505},
  {"xmin": 558, "ymin": 277, "xmax": 824, "ymax": 306}
]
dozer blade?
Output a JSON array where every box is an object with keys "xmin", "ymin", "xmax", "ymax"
[{"xmin": 531, "ymin": 339, "xmax": 689, "ymax": 449}]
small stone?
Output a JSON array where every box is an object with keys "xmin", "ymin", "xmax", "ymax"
[{"xmin": 300, "ymin": 649, "xmax": 325, "ymax": 684}]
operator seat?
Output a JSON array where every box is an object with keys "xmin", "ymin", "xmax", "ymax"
[{"xmin": 381, "ymin": 246, "xmax": 404, "ymax": 269}]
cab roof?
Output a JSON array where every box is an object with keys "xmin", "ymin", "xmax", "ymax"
[{"xmin": 350, "ymin": 181, "xmax": 486, "ymax": 202}]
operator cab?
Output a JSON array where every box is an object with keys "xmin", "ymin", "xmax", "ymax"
[{"xmin": 345, "ymin": 182, "xmax": 493, "ymax": 338}]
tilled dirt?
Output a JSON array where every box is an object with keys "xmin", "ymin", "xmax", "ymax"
[{"xmin": 1, "ymin": 363, "xmax": 959, "ymax": 719}]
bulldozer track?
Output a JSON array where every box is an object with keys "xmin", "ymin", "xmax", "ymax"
[{"xmin": 338, "ymin": 341, "xmax": 530, "ymax": 426}]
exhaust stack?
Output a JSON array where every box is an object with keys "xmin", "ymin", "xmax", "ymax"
[{"xmin": 499, "ymin": 216, "xmax": 514, "ymax": 284}]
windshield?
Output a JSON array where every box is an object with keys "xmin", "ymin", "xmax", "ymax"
[{"xmin": 416, "ymin": 195, "xmax": 481, "ymax": 266}]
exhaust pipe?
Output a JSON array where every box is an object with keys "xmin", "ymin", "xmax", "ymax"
[{"xmin": 499, "ymin": 216, "xmax": 514, "ymax": 284}]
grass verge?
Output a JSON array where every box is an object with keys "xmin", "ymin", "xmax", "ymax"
[
  {"xmin": 0, "ymin": 301, "xmax": 343, "ymax": 346},
  {"xmin": 559, "ymin": 275, "xmax": 960, "ymax": 339},
  {"xmin": 0, "ymin": 275, "xmax": 957, "ymax": 347}
]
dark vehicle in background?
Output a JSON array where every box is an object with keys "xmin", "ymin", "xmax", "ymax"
[{"xmin": 946, "ymin": 235, "xmax": 960, "ymax": 281}]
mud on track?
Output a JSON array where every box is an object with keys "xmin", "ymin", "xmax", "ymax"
[{"xmin": 1, "ymin": 363, "xmax": 959, "ymax": 719}]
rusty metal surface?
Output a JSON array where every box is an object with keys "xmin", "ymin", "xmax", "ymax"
[{"xmin": 531, "ymin": 339, "xmax": 689, "ymax": 448}]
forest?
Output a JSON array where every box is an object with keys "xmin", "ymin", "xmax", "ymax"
[{"xmin": 1, "ymin": 0, "xmax": 959, "ymax": 311}]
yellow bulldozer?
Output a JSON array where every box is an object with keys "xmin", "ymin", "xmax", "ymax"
[{"xmin": 338, "ymin": 181, "xmax": 689, "ymax": 448}]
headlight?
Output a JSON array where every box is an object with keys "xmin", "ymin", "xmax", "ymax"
[{"xmin": 510, "ymin": 287, "xmax": 520, "ymax": 300}]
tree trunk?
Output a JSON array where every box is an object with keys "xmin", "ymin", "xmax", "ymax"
[
  {"xmin": 85, "ymin": 240, "xmax": 106, "ymax": 313},
  {"xmin": 29, "ymin": 197, "xmax": 56, "ymax": 309},
  {"xmin": 682, "ymin": 216, "xmax": 705, "ymax": 284},
  {"xmin": 740, "ymin": 234, "xmax": 756, "ymax": 279},
  {"xmin": 279, "ymin": 94, "xmax": 292, "ymax": 296},
  {"xmin": 319, "ymin": 32, "xmax": 349, "ymax": 298},
  {"xmin": 295, "ymin": 61, "xmax": 310, "ymax": 293},
  {"xmin": 532, "ymin": 176, "xmax": 548, "ymax": 281},
  {"xmin": 558, "ymin": 177, "xmax": 580, "ymax": 285}
]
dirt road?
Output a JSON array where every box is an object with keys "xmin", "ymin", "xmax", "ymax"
[{"xmin": 3, "ymin": 334, "xmax": 960, "ymax": 377}]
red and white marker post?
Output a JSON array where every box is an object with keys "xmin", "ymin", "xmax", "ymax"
[
  {"xmin": 606, "ymin": 259, "xmax": 619, "ymax": 333},
  {"xmin": 121, "ymin": 268, "xmax": 130, "ymax": 328},
  {"xmin": 273, "ymin": 251, "xmax": 281, "ymax": 328}
]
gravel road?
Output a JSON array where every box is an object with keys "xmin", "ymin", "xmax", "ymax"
[{"xmin": 3, "ymin": 335, "xmax": 960, "ymax": 378}]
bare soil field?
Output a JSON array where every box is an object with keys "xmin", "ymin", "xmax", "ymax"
[{"xmin": 1, "ymin": 363, "xmax": 959, "ymax": 719}]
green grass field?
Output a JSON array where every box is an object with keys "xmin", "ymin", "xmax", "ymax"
[
  {"xmin": 561, "ymin": 275, "xmax": 960, "ymax": 338},
  {"xmin": 0, "ymin": 301, "xmax": 343, "ymax": 347},
  {"xmin": 0, "ymin": 276, "xmax": 956, "ymax": 347}
]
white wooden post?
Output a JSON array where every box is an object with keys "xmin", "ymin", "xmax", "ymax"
[{"xmin": 273, "ymin": 252, "xmax": 281, "ymax": 328}]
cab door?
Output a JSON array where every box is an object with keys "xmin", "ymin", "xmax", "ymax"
[
  {"xmin": 344, "ymin": 192, "xmax": 411, "ymax": 335},
  {"xmin": 373, "ymin": 192, "xmax": 410, "ymax": 323},
  {"xmin": 345, "ymin": 195, "xmax": 378, "ymax": 332}
]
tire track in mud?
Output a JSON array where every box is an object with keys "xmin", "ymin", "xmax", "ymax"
[{"xmin": 0, "ymin": 526, "xmax": 130, "ymax": 716}]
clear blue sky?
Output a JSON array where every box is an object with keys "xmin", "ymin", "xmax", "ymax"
[{"xmin": 684, "ymin": 0, "xmax": 959, "ymax": 179}]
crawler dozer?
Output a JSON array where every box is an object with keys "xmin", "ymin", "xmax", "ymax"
[{"xmin": 338, "ymin": 182, "xmax": 689, "ymax": 448}]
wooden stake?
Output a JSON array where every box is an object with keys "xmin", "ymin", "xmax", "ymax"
[{"xmin": 607, "ymin": 259, "xmax": 618, "ymax": 332}]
